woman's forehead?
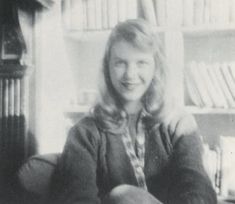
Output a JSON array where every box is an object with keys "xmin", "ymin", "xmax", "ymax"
[{"xmin": 110, "ymin": 40, "xmax": 154, "ymax": 57}]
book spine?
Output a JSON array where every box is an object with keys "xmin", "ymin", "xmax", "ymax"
[
  {"xmin": 70, "ymin": 0, "xmax": 84, "ymax": 30},
  {"xmin": 118, "ymin": 0, "xmax": 127, "ymax": 23},
  {"xmin": 194, "ymin": 0, "xmax": 204, "ymax": 25},
  {"xmin": 204, "ymin": 0, "xmax": 211, "ymax": 24},
  {"xmin": 154, "ymin": 0, "xmax": 167, "ymax": 26},
  {"xmin": 107, "ymin": 0, "xmax": 118, "ymax": 28},
  {"xmin": 214, "ymin": 63, "xmax": 235, "ymax": 108},
  {"xmin": 87, "ymin": 0, "xmax": 96, "ymax": 30},
  {"xmin": 220, "ymin": 63, "xmax": 235, "ymax": 100},
  {"xmin": 139, "ymin": 0, "xmax": 157, "ymax": 26},
  {"xmin": 182, "ymin": 0, "xmax": 194, "ymax": 26},
  {"xmin": 95, "ymin": 0, "xmax": 102, "ymax": 30},
  {"xmin": 126, "ymin": 0, "xmax": 138, "ymax": 20},
  {"xmin": 189, "ymin": 61, "xmax": 213, "ymax": 107},
  {"xmin": 207, "ymin": 64, "xmax": 228, "ymax": 108},
  {"xmin": 101, "ymin": 0, "xmax": 108, "ymax": 29},
  {"xmin": 185, "ymin": 67, "xmax": 204, "ymax": 107}
]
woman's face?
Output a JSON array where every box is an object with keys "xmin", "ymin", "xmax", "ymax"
[{"xmin": 109, "ymin": 40, "xmax": 155, "ymax": 106}]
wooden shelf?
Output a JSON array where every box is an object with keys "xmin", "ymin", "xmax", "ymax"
[
  {"xmin": 182, "ymin": 24, "xmax": 235, "ymax": 37},
  {"xmin": 186, "ymin": 106, "xmax": 235, "ymax": 115}
]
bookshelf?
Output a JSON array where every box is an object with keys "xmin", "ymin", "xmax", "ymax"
[{"xmin": 61, "ymin": 0, "xmax": 235, "ymax": 199}]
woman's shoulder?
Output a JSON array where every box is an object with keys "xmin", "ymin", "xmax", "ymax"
[{"xmin": 154, "ymin": 107, "xmax": 199, "ymax": 145}]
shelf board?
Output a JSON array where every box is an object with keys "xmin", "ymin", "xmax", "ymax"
[
  {"xmin": 64, "ymin": 29, "xmax": 111, "ymax": 41},
  {"xmin": 182, "ymin": 24, "xmax": 235, "ymax": 37},
  {"xmin": 186, "ymin": 106, "xmax": 235, "ymax": 114}
]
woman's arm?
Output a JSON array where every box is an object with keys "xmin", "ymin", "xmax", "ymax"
[
  {"xmin": 166, "ymin": 116, "xmax": 217, "ymax": 204},
  {"xmin": 49, "ymin": 118, "xmax": 101, "ymax": 204}
]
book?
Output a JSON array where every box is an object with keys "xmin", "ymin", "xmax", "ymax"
[
  {"xmin": 126, "ymin": 0, "xmax": 138, "ymax": 20},
  {"xmin": 229, "ymin": 62, "xmax": 235, "ymax": 82},
  {"xmin": 230, "ymin": 0, "xmax": 235, "ymax": 23},
  {"xmin": 139, "ymin": 0, "xmax": 157, "ymax": 26},
  {"xmin": 220, "ymin": 63, "xmax": 235, "ymax": 100},
  {"xmin": 107, "ymin": 0, "xmax": 118, "ymax": 28},
  {"xmin": 182, "ymin": 0, "xmax": 194, "ymax": 26},
  {"xmin": 207, "ymin": 64, "xmax": 228, "ymax": 108},
  {"xmin": 220, "ymin": 136, "xmax": 235, "ymax": 197},
  {"xmin": 194, "ymin": 0, "xmax": 204, "ymax": 25},
  {"xmin": 217, "ymin": 0, "xmax": 230, "ymax": 24},
  {"xmin": 197, "ymin": 62, "xmax": 222, "ymax": 107},
  {"xmin": 153, "ymin": 0, "xmax": 166, "ymax": 26},
  {"xmin": 8, "ymin": 79, "xmax": 14, "ymax": 117},
  {"xmin": 185, "ymin": 68, "xmax": 204, "ymax": 107},
  {"xmin": 189, "ymin": 61, "xmax": 214, "ymax": 107},
  {"xmin": 14, "ymin": 78, "xmax": 20, "ymax": 117},
  {"xmin": 87, "ymin": 0, "xmax": 96, "ymax": 30},
  {"xmin": 101, "ymin": 0, "xmax": 108, "ymax": 29},
  {"xmin": 117, "ymin": 0, "xmax": 127, "ymax": 22},
  {"xmin": 95, "ymin": 0, "xmax": 102, "ymax": 29},
  {"xmin": 214, "ymin": 63, "xmax": 235, "ymax": 108},
  {"xmin": 61, "ymin": 0, "xmax": 71, "ymax": 30},
  {"xmin": 204, "ymin": 0, "xmax": 211, "ymax": 24}
]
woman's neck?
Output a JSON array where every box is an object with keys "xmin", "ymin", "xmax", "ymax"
[{"xmin": 123, "ymin": 101, "xmax": 142, "ymax": 115}]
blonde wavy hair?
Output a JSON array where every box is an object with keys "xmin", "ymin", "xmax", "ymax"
[{"xmin": 94, "ymin": 19, "xmax": 168, "ymax": 123}]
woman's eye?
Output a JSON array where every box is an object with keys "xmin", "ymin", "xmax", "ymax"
[
  {"xmin": 137, "ymin": 60, "xmax": 148, "ymax": 67},
  {"xmin": 114, "ymin": 61, "xmax": 126, "ymax": 67}
]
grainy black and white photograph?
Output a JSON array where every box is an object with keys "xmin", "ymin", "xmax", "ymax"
[{"xmin": 0, "ymin": 0, "xmax": 235, "ymax": 203}]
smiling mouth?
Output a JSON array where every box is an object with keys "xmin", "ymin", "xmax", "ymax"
[{"xmin": 121, "ymin": 82, "xmax": 140, "ymax": 90}]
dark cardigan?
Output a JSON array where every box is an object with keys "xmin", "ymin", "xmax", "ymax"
[{"xmin": 50, "ymin": 113, "xmax": 217, "ymax": 204}]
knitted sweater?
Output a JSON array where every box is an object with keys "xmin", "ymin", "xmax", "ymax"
[{"xmin": 50, "ymin": 112, "xmax": 217, "ymax": 204}]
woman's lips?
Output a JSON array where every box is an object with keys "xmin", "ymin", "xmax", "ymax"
[{"xmin": 121, "ymin": 82, "xmax": 140, "ymax": 90}]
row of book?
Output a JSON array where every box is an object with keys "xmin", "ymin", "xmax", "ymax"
[
  {"xmin": 182, "ymin": 0, "xmax": 235, "ymax": 26},
  {"xmin": 204, "ymin": 136, "xmax": 235, "ymax": 197},
  {"xmin": 140, "ymin": 0, "xmax": 235, "ymax": 27},
  {"xmin": 185, "ymin": 61, "xmax": 235, "ymax": 108},
  {"xmin": 62, "ymin": 0, "xmax": 138, "ymax": 31},
  {"xmin": 0, "ymin": 77, "xmax": 26, "ymax": 169}
]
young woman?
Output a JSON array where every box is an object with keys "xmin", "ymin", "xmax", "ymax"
[{"xmin": 50, "ymin": 19, "xmax": 216, "ymax": 204}]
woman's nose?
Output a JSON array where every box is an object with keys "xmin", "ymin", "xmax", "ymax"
[{"xmin": 124, "ymin": 63, "xmax": 137, "ymax": 79}]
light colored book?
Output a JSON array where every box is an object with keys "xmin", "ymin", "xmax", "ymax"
[
  {"xmin": 220, "ymin": 63, "xmax": 235, "ymax": 100},
  {"xmin": 194, "ymin": 0, "xmax": 204, "ymax": 25},
  {"xmin": 118, "ymin": 0, "xmax": 127, "ymax": 22},
  {"xmin": 189, "ymin": 61, "xmax": 214, "ymax": 107},
  {"xmin": 95, "ymin": 0, "xmax": 102, "ymax": 29},
  {"xmin": 207, "ymin": 64, "xmax": 228, "ymax": 108},
  {"xmin": 83, "ymin": 0, "xmax": 88, "ymax": 29},
  {"xmin": 101, "ymin": 0, "xmax": 108, "ymax": 29},
  {"xmin": 107, "ymin": 0, "xmax": 118, "ymax": 28},
  {"xmin": 61, "ymin": 0, "xmax": 71, "ymax": 30},
  {"xmin": 126, "ymin": 0, "xmax": 138, "ymax": 20},
  {"xmin": 204, "ymin": 0, "xmax": 211, "ymax": 24},
  {"xmin": 139, "ymin": 0, "xmax": 157, "ymax": 26},
  {"xmin": 217, "ymin": 0, "xmax": 230, "ymax": 24},
  {"xmin": 198, "ymin": 62, "xmax": 223, "ymax": 108},
  {"xmin": 153, "ymin": 0, "xmax": 166, "ymax": 26},
  {"xmin": 230, "ymin": 0, "xmax": 235, "ymax": 23},
  {"xmin": 8, "ymin": 79, "xmax": 14, "ymax": 117},
  {"xmin": 210, "ymin": 0, "xmax": 220, "ymax": 24},
  {"xmin": 229, "ymin": 62, "xmax": 235, "ymax": 82},
  {"xmin": 214, "ymin": 63, "xmax": 235, "ymax": 108},
  {"xmin": 220, "ymin": 136, "xmax": 235, "ymax": 197},
  {"xmin": 3, "ymin": 79, "xmax": 9, "ymax": 118},
  {"xmin": 14, "ymin": 79, "xmax": 21, "ymax": 117},
  {"xmin": 182, "ymin": 0, "xmax": 194, "ymax": 26},
  {"xmin": 87, "ymin": 0, "xmax": 96, "ymax": 30},
  {"xmin": 185, "ymin": 70, "xmax": 204, "ymax": 107},
  {"xmin": 70, "ymin": 0, "xmax": 84, "ymax": 30}
]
